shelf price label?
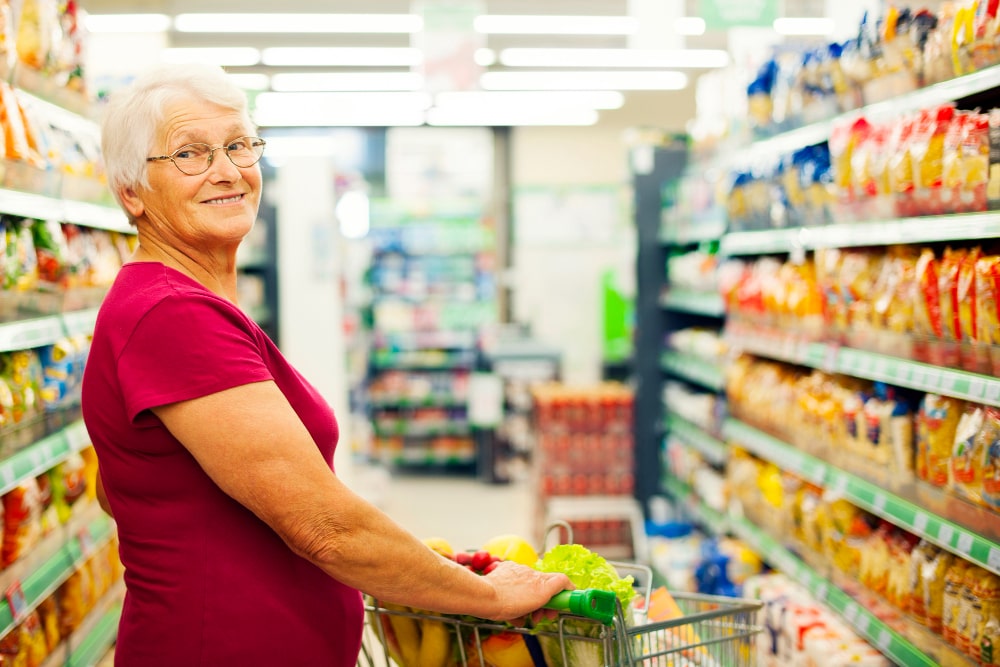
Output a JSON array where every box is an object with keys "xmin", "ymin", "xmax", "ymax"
[
  {"xmin": 956, "ymin": 532, "xmax": 974, "ymax": 557},
  {"xmin": 938, "ymin": 524, "xmax": 955, "ymax": 547},
  {"xmin": 5, "ymin": 581, "xmax": 27, "ymax": 624},
  {"xmin": 872, "ymin": 493, "xmax": 887, "ymax": 514},
  {"xmin": 877, "ymin": 629, "xmax": 892, "ymax": 651},
  {"xmin": 912, "ymin": 512, "xmax": 929, "ymax": 534},
  {"xmin": 989, "ymin": 547, "xmax": 1000, "ymax": 572}
]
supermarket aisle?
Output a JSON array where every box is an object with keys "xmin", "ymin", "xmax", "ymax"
[{"xmin": 367, "ymin": 464, "xmax": 536, "ymax": 550}]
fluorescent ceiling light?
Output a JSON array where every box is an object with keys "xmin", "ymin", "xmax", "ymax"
[
  {"xmin": 174, "ymin": 13, "xmax": 422, "ymax": 33},
  {"xmin": 480, "ymin": 70, "xmax": 687, "ymax": 91},
  {"xmin": 434, "ymin": 90, "xmax": 624, "ymax": 110},
  {"xmin": 261, "ymin": 47, "xmax": 422, "ymax": 67},
  {"xmin": 270, "ymin": 72, "xmax": 425, "ymax": 92},
  {"xmin": 773, "ymin": 17, "xmax": 836, "ymax": 35},
  {"xmin": 499, "ymin": 48, "xmax": 729, "ymax": 69},
  {"xmin": 427, "ymin": 107, "xmax": 598, "ymax": 126},
  {"xmin": 84, "ymin": 13, "xmax": 170, "ymax": 32},
  {"xmin": 161, "ymin": 47, "xmax": 260, "ymax": 67},
  {"xmin": 227, "ymin": 73, "xmax": 270, "ymax": 91},
  {"xmin": 255, "ymin": 108, "xmax": 425, "ymax": 127},
  {"xmin": 254, "ymin": 92, "xmax": 432, "ymax": 114},
  {"xmin": 674, "ymin": 17, "xmax": 706, "ymax": 35},
  {"xmin": 474, "ymin": 15, "xmax": 638, "ymax": 35}
]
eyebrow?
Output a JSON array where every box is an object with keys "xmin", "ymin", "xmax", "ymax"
[{"xmin": 170, "ymin": 126, "xmax": 251, "ymax": 146}]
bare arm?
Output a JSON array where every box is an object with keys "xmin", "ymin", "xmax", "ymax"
[{"xmin": 151, "ymin": 381, "xmax": 569, "ymax": 620}]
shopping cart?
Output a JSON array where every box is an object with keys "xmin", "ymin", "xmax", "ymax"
[{"xmin": 358, "ymin": 559, "xmax": 763, "ymax": 666}]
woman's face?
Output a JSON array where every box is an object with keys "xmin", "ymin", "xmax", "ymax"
[{"xmin": 134, "ymin": 96, "xmax": 262, "ymax": 253}]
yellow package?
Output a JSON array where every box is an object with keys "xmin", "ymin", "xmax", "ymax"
[
  {"xmin": 958, "ymin": 247, "xmax": 982, "ymax": 342},
  {"xmin": 944, "ymin": 558, "xmax": 973, "ymax": 646},
  {"xmin": 976, "ymin": 256, "xmax": 1000, "ymax": 344},
  {"xmin": 909, "ymin": 540, "xmax": 940, "ymax": 625},
  {"xmin": 917, "ymin": 394, "xmax": 965, "ymax": 487},
  {"xmin": 923, "ymin": 549, "xmax": 956, "ymax": 633},
  {"xmin": 953, "ymin": 406, "xmax": 999, "ymax": 507}
]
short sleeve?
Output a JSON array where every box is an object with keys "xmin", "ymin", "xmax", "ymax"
[{"xmin": 118, "ymin": 293, "xmax": 273, "ymax": 421}]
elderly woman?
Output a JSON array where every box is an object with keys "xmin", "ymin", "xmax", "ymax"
[{"xmin": 81, "ymin": 64, "xmax": 570, "ymax": 666}]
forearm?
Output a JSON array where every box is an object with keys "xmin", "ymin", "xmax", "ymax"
[{"xmin": 291, "ymin": 483, "xmax": 501, "ymax": 616}]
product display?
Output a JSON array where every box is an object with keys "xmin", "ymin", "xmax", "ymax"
[{"xmin": 651, "ymin": 14, "xmax": 1000, "ymax": 666}]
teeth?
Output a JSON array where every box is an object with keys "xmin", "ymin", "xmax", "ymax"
[{"xmin": 206, "ymin": 195, "xmax": 242, "ymax": 204}]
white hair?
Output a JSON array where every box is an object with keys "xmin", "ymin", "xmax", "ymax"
[{"xmin": 99, "ymin": 64, "xmax": 255, "ymax": 222}]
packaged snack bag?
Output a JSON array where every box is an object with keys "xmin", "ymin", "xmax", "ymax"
[
  {"xmin": 916, "ymin": 393, "xmax": 965, "ymax": 486},
  {"xmin": 953, "ymin": 405, "xmax": 1000, "ymax": 506},
  {"xmin": 909, "ymin": 539, "xmax": 939, "ymax": 625},
  {"xmin": 923, "ymin": 549, "xmax": 956, "ymax": 633},
  {"xmin": 944, "ymin": 558, "xmax": 974, "ymax": 645},
  {"xmin": 914, "ymin": 248, "xmax": 943, "ymax": 341},
  {"xmin": 2, "ymin": 478, "xmax": 43, "ymax": 567}
]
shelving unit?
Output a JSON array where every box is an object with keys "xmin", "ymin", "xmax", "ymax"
[
  {"xmin": 644, "ymin": 62, "xmax": 1000, "ymax": 667},
  {"xmin": 0, "ymin": 82, "xmax": 130, "ymax": 664},
  {"xmin": 362, "ymin": 200, "xmax": 496, "ymax": 471}
]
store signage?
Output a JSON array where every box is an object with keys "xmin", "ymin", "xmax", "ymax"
[
  {"xmin": 412, "ymin": 0, "xmax": 485, "ymax": 92},
  {"xmin": 700, "ymin": 0, "xmax": 778, "ymax": 29}
]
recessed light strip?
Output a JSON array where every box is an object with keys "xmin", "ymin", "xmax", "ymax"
[
  {"xmin": 474, "ymin": 14, "xmax": 638, "ymax": 35},
  {"xmin": 499, "ymin": 48, "xmax": 730, "ymax": 69},
  {"xmin": 480, "ymin": 70, "xmax": 687, "ymax": 91},
  {"xmin": 261, "ymin": 47, "xmax": 423, "ymax": 67},
  {"xmin": 270, "ymin": 72, "xmax": 425, "ymax": 92},
  {"xmin": 84, "ymin": 13, "xmax": 171, "ymax": 33},
  {"xmin": 174, "ymin": 13, "xmax": 423, "ymax": 33}
]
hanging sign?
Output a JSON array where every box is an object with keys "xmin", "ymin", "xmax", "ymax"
[
  {"xmin": 413, "ymin": 0, "xmax": 485, "ymax": 92},
  {"xmin": 700, "ymin": 0, "xmax": 779, "ymax": 29}
]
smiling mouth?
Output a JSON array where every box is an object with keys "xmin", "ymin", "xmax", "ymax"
[{"xmin": 204, "ymin": 194, "xmax": 244, "ymax": 205}]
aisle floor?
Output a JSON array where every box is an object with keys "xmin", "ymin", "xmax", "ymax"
[{"xmin": 358, "ymin": 462, "xmax": 536, "ymax": 551}]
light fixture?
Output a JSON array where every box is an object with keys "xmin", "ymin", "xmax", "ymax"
[
  {"xmin": 498, "ymin": 48, "xmax": 729, "ymax": 69},
  {"xmin": 270, "ymin": 72, "xmax": 425, "ymax": 92},
  {"xmin": 480, "ymin": 71, "xmax": 687, "ymax": 91},
  {"xmin": 84, "ymin": 13, "xmax": 171, "ymax": 33},
  {"xmin": 227, "ymin": 73, "xmax": 271, "ymax": 91},
  {"xmin": 673, "ymin": 17, "xmax": 707, "ymax": 35},
  {"xmin": 160, "ymin": 47, "xmax": 261, "ymax": 67},
  {"xmin": 336, "ymin": 190, "xmax": 371, "ymax": 239},
  {"xmin": 434, "ymin": 90, "xmax": 624, "ymax": 110},
  {"xmin": 473, "ymin": 14, "xmax": 638, "ymax": 35},
  {"xmin": 261, "ymin": 47, "xmax": 423, "ymax": 67},
  {"xmin": 773, "ymin": 17, "xmax": 836, "ymax": 35},
  {"xmin": 174, "ymin": 13, "xmax": 423, "ymax": 33},
  {"xmin": 426, "ymin": 107, "xmax": 599, "ymax": 126},
  {"xmin": 255, "ymin": 108, "xmax": 426, "ymax": 127},
  {"xmin": 253, "ymin": 91, "xmax": 431, "ymax": 126}
]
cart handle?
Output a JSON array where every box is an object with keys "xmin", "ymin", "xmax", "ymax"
[{"xmin": 545, "ymin": 589, "xmax": 617, "ymax": 625}]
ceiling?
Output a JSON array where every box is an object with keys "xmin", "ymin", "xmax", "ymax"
[{"xmin": 77, "ymin": 0, "xmax": 835, "ymax": 129}]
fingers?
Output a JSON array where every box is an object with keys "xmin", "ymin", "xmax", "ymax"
[{"xmin": 482, "ymin": 562, "xmax": 575, "ymax": 621}]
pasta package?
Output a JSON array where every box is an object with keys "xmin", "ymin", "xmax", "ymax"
[{"xmin": 916, "ymin": 393, "xmax": 965, "ymax": 486}]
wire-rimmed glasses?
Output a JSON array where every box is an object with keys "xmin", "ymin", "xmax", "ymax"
[{"xmin": 146, "ymin": 136, "xmax": 266, "ymax": 175}]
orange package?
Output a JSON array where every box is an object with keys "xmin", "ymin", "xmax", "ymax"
[{"xmin": 914, "ymin": 248, "xmax": 943, "ymax": 340}]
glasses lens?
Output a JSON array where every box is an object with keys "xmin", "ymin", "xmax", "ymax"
[
  {"xmin": 226, "ymin": 137, "xmax": 265, "ymax": 168},
  {"xmin": 172, "ymin": 143, "xmax": 212, "ymax": 175}
]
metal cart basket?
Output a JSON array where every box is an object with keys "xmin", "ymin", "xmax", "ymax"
[{"xmin": 358, "ymin": 561, "xmax": 762, "ymax": 667}]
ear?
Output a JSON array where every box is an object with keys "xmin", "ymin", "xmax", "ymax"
[{"xmin": 118, "ymin": 185, "xmax": 145, "ymax": 219}]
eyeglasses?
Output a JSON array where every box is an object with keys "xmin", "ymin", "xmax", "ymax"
[{"xmin": 146, "ymin": 136, "xmax": 266, "ymax": 175}]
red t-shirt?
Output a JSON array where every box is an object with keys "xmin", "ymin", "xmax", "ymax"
[{"xmin": 81, "ymin": 263, "xmax": 363, "ymax": 666}]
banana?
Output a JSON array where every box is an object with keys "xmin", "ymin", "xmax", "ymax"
[
  {"xmin": 417, "ymin": 617, "xmax": 454, "ymax": 667},
  {"xmin": 384, "ymin": 603, "xmax": 422, "ymax": 666}
]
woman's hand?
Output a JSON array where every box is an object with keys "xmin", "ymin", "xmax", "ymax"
[{"xmin": 478, "ymin": 560, "xmax": 573, "ymax": 621}]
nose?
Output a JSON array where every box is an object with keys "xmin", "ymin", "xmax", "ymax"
[{"xmin": 206, "ymin": 146, "xmax": 241, "ymax": 180}]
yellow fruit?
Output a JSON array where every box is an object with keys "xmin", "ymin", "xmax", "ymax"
[
  {"xmin": 423, "ymin": 536, "xmax": 455, "ymax": 559},
  {"xmin": 417, "ymin": 617, "xmax": 453, "ymax": 667},
  {"xmin": 481, "ymin": 535, "xmax": 539, "ymax": 567}
]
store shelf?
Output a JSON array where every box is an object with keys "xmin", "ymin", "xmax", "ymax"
[
  {"xmin": 373, "ymin": 421, "xmax": 471, "ymax": 438},
  {"xmin": 660, "ymin": 211, "xmax": 726, "ymax": 245},
  {"xmin": 66, "ymin": 602, "xmax": 122, "ymax": 667},
  {"xmin": 710, "ymin": 63, "xmax": 1000, "ymax": 171},
  {"xmin": 720, "ymin": 211, "xmax": 1000, "ymax": 256},
  {"xmin": 370, "ymin": 396, "xmax": 468, "ymax": 409},
  {"xmin": 0, "ymin": 511, "xmax": 115, "ymax": 639},
  {"xmin": 660, "ymin": 351, "xmax": 725, "ymax": 392},
  {"xmin": 726, "ymin": 513, "xmax": 939, "ymax": 667},
  {"xmin": 0, "ymin": 308, "xmax": 101, "ymax": 353},
  {"xmin": 730, "ymin": 326, "xmax": 1000, "ymax": 408},
  {"xmin": 0, "ymin": 188, "xmax": 128, "ymax": 233},
  {"xmin": 660, "ymin": 474, "xmax": 728, "ymax": 536},
  {"xmin": 663, "ymin": 414, "xmax": 727, "ymax": 466},
  {"xmin": 372, "ymin": 329, "xmax": 478, "ymax": 350},
  {"xmin": 659, "ymin": 290, "xmax": 725, "ymax": 317},
  {"xmin": 723, "ymin": 418, "xmax": 1000, "ymax": 577},
  {"xmin": 0, "ymin": 419, "xmax": 90, "ymax": 495}
]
